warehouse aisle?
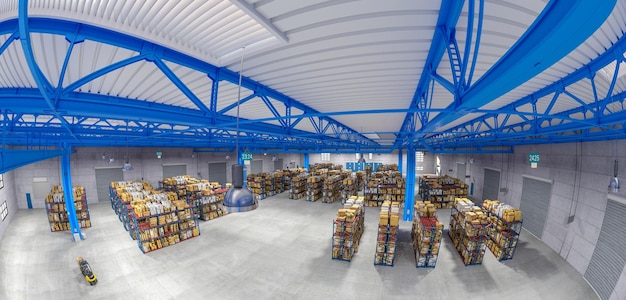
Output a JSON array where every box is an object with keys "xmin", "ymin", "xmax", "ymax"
[{"xmin": 0, "ymin": 194, "xmax": 597, "ymax": 299}]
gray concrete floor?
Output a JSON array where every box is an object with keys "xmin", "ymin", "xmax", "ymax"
[{"xmin": 0, "ymin": 192, "xmax": 598, "ymax": 300}]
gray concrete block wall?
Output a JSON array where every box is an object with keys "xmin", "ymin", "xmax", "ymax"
[
  {"xmin": 10, "ymin": 147, "xmax": 301, "ymax": 208},
  {"xmin": 0, "ymin": 170, "xmax": 17, "ymax": 241},
  {"xmin": 440, "ymin": 139, "xmax": 626, "ymax": 298}
]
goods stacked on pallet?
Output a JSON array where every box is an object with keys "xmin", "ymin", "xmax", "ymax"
[
  {"xmin": 449, "ymin": 197, "xmax": 491, "ymax": 265},
  {"xmin": 263, "ymin": 173, "xmax": 275, "ymax": 197},
  {"xmin": 364, "ymin": 170, "xmax": 406, "ymax": 207},
  {"xmin": 109, "ymin": 181, "xmax": 154, "ymax": 231},
  {"xmin": 341, "ymin": 176, "xmax": 357, "ymax": 202},
  {"xmin": 322, "ymin": 174, "xmax": 342, "ymax": 203},
  {"xmin": 197, "ymin": 188, "xmax": 228, "ymax": 221},
  {"xmin": 129, "ymin": 192, "xmax": 199, "ymax": 253},
  {"xmin": 273, "ymin": 171, "xmax": 284, "ymax": 194},
  {"xmin": 412, "ymin": 201, "xmax": 443, "ymax": 268},
  {"xmin": 289, "ymin": 173, "xmax": 307, "ymax": 199},
  {"xmin": 374, "ymin": 201, "xmax": 400, "ymax": 266},
  {"xmin": 306, "ymin": 175, "xmax": 324, "ymax": 202},
  {"xmin": 246, "ymin": 173, "xmax": 267, "ymax": 201},
  {"xmin": 482, "ymin": 200, "xmax": 523, "ymax": 261},
  {"xmin": 355, "ymin": 171, "xmax": 366, "ymax": 192},
  {"xmin": 419, "ymin": 175, "xmax": 468, "ymax": 209},
  {"xmin": 332, "ymin": 196, "xmax": 365, "ymax": 261},
  {"xmin": 161, "ymin": 175, "xmax": 196, "ymax": 201},
  {"xmin": 45, "ymin": 185, "xmax": 91, "ymax": 232}
]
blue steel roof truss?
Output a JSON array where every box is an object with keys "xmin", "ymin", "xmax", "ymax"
[
  {"xmin": 1, "ymin": 9, "xmax": 375, "ymax": 151},
  {"xmin": 0, "ymin": 0, "xmax": 622, "ymax": 154}
]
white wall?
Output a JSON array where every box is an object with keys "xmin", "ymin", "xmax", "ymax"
[
  {"xmin": 12, "ymin": 147, "xmax": 301, "ymax": 209},
  {"xmin": 439, "ymin": 140, "xmax": 626, "ymax": 299},
  {"xmin": 0, "ymin": 170, "xmax": 18, "ymax": 241}
]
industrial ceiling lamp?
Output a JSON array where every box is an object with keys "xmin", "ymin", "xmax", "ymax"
[
  {"xmin": 224, "ymin": 47, "xmax": 257, "ymax": 213},
  {"xmin": 122, "ymin": 138, "xmax": 133, "ymax": 171},
  {"xmin": 609, "ymin": 160, "xmax": 620, "ymax": 193},
  {"xmin": 358, "ymin": 153, "xmax": 366, "ymax": 163}
]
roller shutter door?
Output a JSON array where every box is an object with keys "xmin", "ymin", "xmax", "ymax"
[
  {"xmin": 162, "ymin": 164, "xmax": 187, "ymax": 179},
  {"xmin": 584, "ymin": 197, "xmax": 626, "ymax": 300},
  {"xmin": 95, "ymin": 168, "xmax": 123, "ymax": 203},
  {"xmin": 274, "ymin": 159, "xmax": 284, "ymax": 171},
  {"xmin": 482, "ymin": 168, "xmax": 500, "ymax": 203},
  {"xmin": 250, "ymin": 160, "xmax": 263, "ymax": 175},
  {"xmin": 208, "ymin": 162, "xmax": 227, "ymax": 187},
  {"xmin": 519, "ymin": 176, "xmax": 552, "ymax": 238},
  {"xmin": 456, "ymin": 163, "xmax": 466, "ymax": 181}
]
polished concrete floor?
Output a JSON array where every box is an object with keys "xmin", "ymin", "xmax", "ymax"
[{"xmin": 0, "ymin": 192, "xmax": 598, "ymax": 300}]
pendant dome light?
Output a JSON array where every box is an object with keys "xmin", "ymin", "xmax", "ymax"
[{"xmin": 223, "ymin": 47, "xmax": 257, "ymax": 212}]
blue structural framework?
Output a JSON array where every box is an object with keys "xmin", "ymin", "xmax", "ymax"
[{"xmin": 0, "ymin": 0, "xmax": 619, "ymax": 227}]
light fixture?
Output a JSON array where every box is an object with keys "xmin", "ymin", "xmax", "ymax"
[
  {"xmin": 108, "ymin": 157, "xmax": 114, "ymax": 164},
  {"xmin": 358, "ymin": 153, "xmax": 366, "ymax": 163},
  {"xmin": 225, "ymin": 155, "xmax": 231, "ymax": 160},
  {"xmin": 609, "ymin": 160, "xmax": 620, "ymax": 192},
  {"xmin": 122, "ymin": 139, "xmax": 133, "ymax": 171},
  {"xmin": 272, "ymin": 156, "xmax": 277, "ymax": 161},
  {"xmin": 102, "ymin": 153, "xmax": 106, "ymax": 160},
  {"xmin": 156, "ymin": 151, "xmax": 162, "ymax": 159}
]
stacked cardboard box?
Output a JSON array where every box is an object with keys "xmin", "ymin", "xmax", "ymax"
[
  {"xmin": 419, "ymin": 175, "xmax": 468, "ymax": 209},
  {"xmin": 273, "ymin": 171, "xmax": 284, "ymax": 194},
  {"xmin": 482, "ymin": 199, "xmax": 523, "ymax": 261},
  {"xmin": 246, "ymin": 173, "xmax": 267, "ymax": 200},
  {"xmin": 412, "ymin": 202, "xmax": 443, "ymax": 268},
  {"xmin": 45, "ymin": 185, "xmax": 91, "ymax": 232},
  {"xmin": 365, "ymin": 170, "xmax": 406, "ymax": 207},
  {"xmin": 332, "ymin": 197, "xmax": 365, "ymax": 261},
  {"xmin": 322, "ymin": 175, "xmax": 342, "ymax": 203},
  {"xmin": 198, "ymin": 189, "xmax": 228, "ymax": 221},
  {"xmin": 289, "ymin": 173, "xmax": 307, "ymax": 199},
  {"xmin": 341, "ymin": 176, "xmax": 357, "ymax": 203},
  {"xmin": 129, "ymin": 192, "xmax": 200, "ymax": 253},
  {"xmin": 306, "ymin": 175, "xmax": 324, "ymax": 201},
  {"xmin": 374, "ymin": 201, "xmax": 400, "ymax": 266},
  {"xmin": 448, "ymin": 197, "xmax": 490, "ymax": 265}
]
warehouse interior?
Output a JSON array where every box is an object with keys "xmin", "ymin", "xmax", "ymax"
[{"xmin": 1, "ymin": 0, "xmax": 626, "ymax": 299}]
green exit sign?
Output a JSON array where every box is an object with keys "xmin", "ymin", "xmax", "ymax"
[
  {"xmin": 241, "ymin": 152, "xmax": 253, "ymax": 161},
  {"xmin": 528, "ymin": 152, "xmax": 540, "ymax": 163}
]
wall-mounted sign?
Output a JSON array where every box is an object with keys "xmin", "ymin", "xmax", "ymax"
[
  {"xmin": 241, "ymin": 152, "xmax": 253, "ymax": 161},
  {"xmin": 528, "ymin": 152, "xmax": 540, "ymax": 168}
]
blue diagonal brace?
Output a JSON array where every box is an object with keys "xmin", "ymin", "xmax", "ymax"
[
  {"xmin": 260, "ymin": 95, "xmax": 287, "ymax": 128},
  {"xmin": 153, "ymin": 58, "xmax": 211, "ymax": 114}
]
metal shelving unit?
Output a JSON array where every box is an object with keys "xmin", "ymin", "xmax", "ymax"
[
  {"xmin": 448, "ymin": 201, "xmax": 491, "ymax": 266},
  {"xmin": 131, "ymin": 204, "xmax": 200, "ymax": 253},
  {"xmin": 332, "ymin": 203, "xmax": 365, "ymax": 262},
  {"xmin": 45, "ymin": 186, "xmax": 91, "ymax": 232}
]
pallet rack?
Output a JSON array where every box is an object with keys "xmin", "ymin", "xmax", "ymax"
[
  {"xmin": 272, "ymin": 171, "xmax": 284, "ymax": 194},
  {"xmin": 374, "ymin": 202, "xmax": 399, "ymax": 266},
  {"xmin": 289, "ymin": 173, "xmax": 307, "ymax": 199},
  {"xmin": 331, "ymin": 198, "xmax": 365, "ymax": 262},
  {"xmin": 364, "ymin": 170, "xmax": 406, "ymax": 207},
  {"xmin": 411, "ymin": 202, "xmax": 443, "ymax": 268},
  {"xmin": 130, "ymin": 199, "xmax": 200, "ymax": 253},
  {"xmin": 45, "ymin": 185, "xmax": 91, "ymax": 232},
  {"xmin": 341, "ymin": 177, "xmax": 357, "ymax": 203},
  {"xmin": 322, "ymin": 174, "xmax": 341, "ymax": 203},
  {"xmin": 306, "ymin": 175, "xmax": 323, "ymax": 202},
  {"xmin": 246, "ymin": 173, "xmax": 267, "ymax": 201},
  {"xmin": 197, "ymin": 188, "xmax": 229, "ymax": 221},
  {"xmin": 419, "ymin": 175, "xmax": 468, "ymax": 209},
  {"xmin": 448, "ymin": 198, "xmax": 490, "ymax": 266},
  {"xmin": 482, "ymin": 200, "xmax": 523, "ymax": 261}
]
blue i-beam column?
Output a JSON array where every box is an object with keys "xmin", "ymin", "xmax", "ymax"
[
  {"xmin": 404, "ymin": 147, "xmax": 416, "ymax": 221},
  {"xmin": 61, "ymin": 146, "xmax": 83, "ymax": 241},
  {"xmin": 397, "ymin": 149, "xmax": 403, "ymax": 174},
  {"xmin": 303, "ymin": 153, "xmax": 309, "ymax": 170}
]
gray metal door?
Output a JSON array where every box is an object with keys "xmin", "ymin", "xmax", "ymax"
[
  {"xmin": 95, "ymin": 168, "xmax": 124, "ymax": 203},
  {"xmin": 250, "ymin": 160, "xmax": 263, "ymax": 175},
  {"xmin": 482, "ymin": 168, "xmax": 500, "ymax": 202},
  {"xmin": 32, "ymin": 181, "xmax": 51, "ymax": 206},
  {"xmin": 208, "ymin": 162, "xmax": 227, "ymax": 186},
  {"xmin": 162, "ymin": 164, "xmax": 187, "ymax": 179},
  {"xmin": 519, "ymin": 176, "xmax": 552, "ymax": 238},
  {"xmin": 274, "ymin": 159, "xmax": 284, "ymax": 171},
  {"xmin": 456, "ymin": 163, "xmax": 466, "ymax": 181},
  {"xmin": 584, "ymin": 197, "xmax": 626, "ymax": 300}
]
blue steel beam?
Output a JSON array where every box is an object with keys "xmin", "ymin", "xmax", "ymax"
[
  {"xmin": 395, "ymin": 0, "xmax": 465, "ymax": 148},
  {"xmin": 0, "ymin": 17, "xmax": 370, "ymax": 146},
  {"xmin": 418, "ymin": 0, "xmax": 616, "ymax": 136}
]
